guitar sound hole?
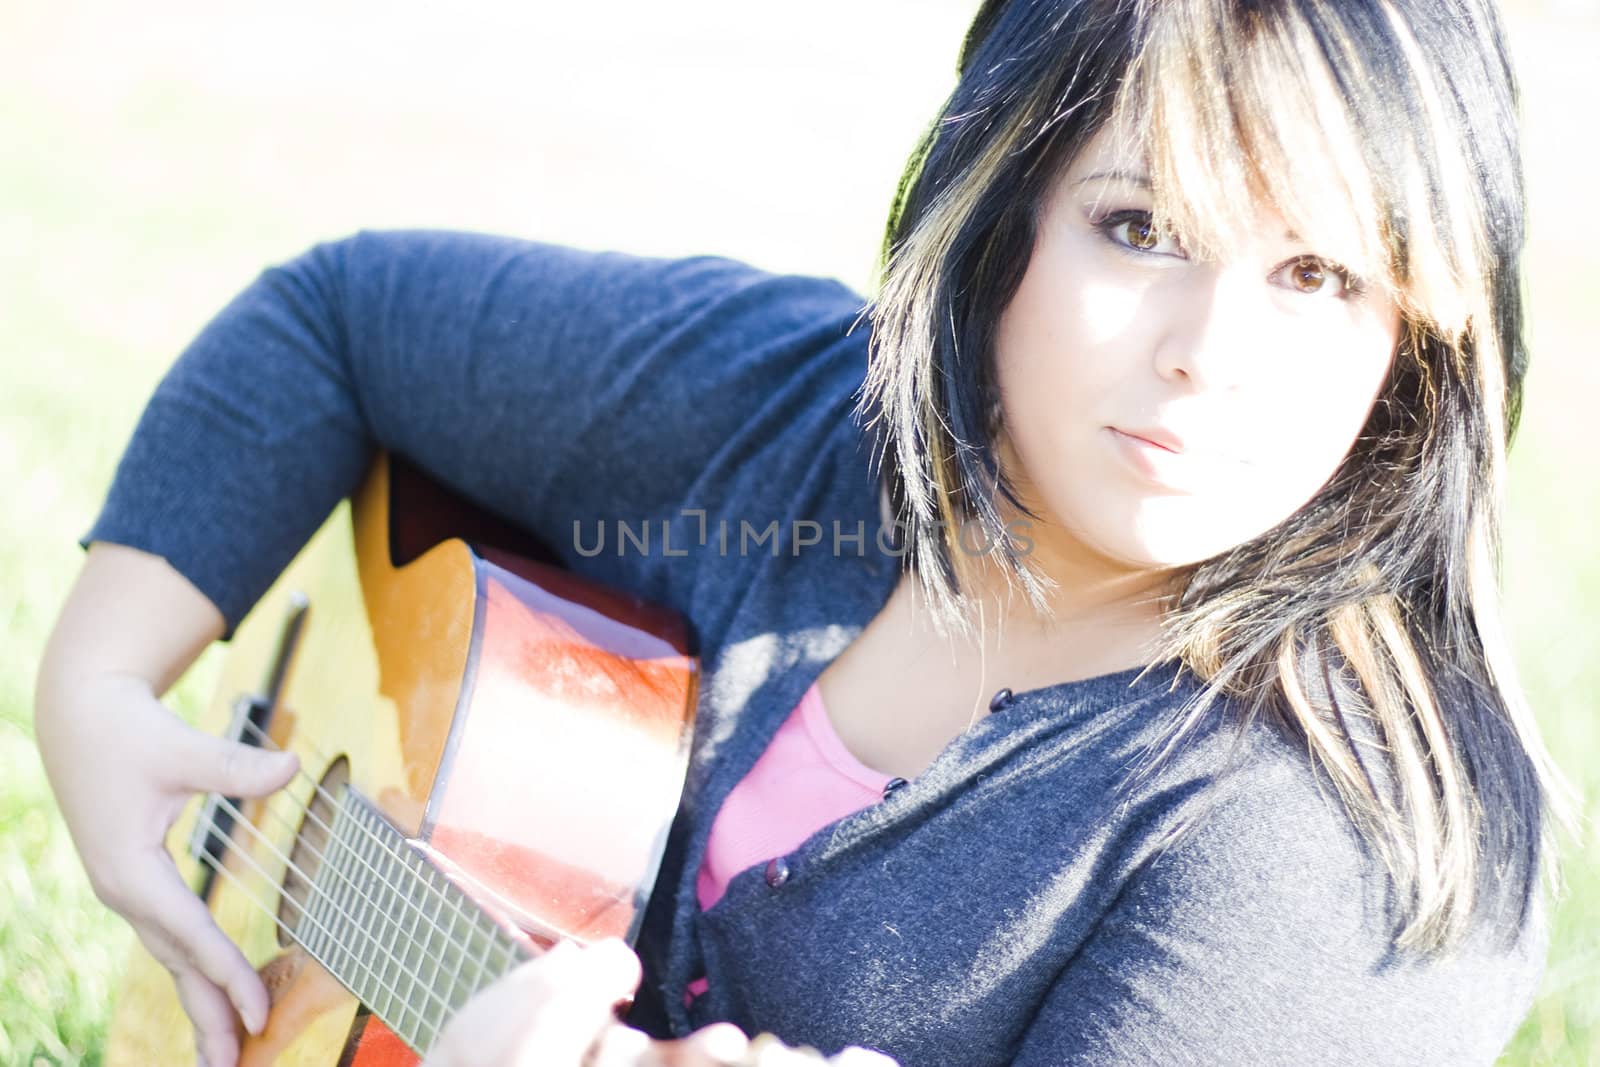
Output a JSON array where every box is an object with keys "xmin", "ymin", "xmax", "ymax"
[{"xmin": 277, "ymin": 755, "xmax": 350, "ymax": 948}]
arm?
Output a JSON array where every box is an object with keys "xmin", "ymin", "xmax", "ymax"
[
  {"xmin": 80, "ymin": 228, "xmax": 867, "ymax": 639},
  {"xmin": 39, "ymin": 541, "xmax": 225, "ymax": 703},
  {"xmin": 51, "ymin": 229, "xmax": 867, "ymax": 1066},
  {"xmin": 34, "ymin": 541, "xmax": 301, "ymax": 1067}
]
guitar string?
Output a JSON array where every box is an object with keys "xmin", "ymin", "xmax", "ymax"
[
  {"xmin": 224, "ymin": 717, "xmax": 503, "ymax": 980},
  {"xmin": 202, "ymin": 783, "xmax": 507, "ymax": 1000},
  {"xmin": 226, "ymin": 714, "xmax": 516, "ymax": 976},
  {"xmin": 198, "ymin": 846, "xmax": 684, "ymax": 1067},
  {"xmin": 203, "ymin": 838, "xmax": 825, "ymax": 1067},
  {"xmin": 202, "ymin": 665, "xmax": 739, "ymax": 1061},
  {"xmin": 194, "ymin": 848, "xmax": 489, "ymax": 1057},
  {"xmin": 200, "ymin": 796, "xmax": 532, "ymax": 1055},
  {"xmin": 189, "ymin": 851, "xmax": 410, "ymax": 1035},
  {"xmin": 195, "ymin": 847, "xmax": 454, "ymax": 1057},
  {"xmin": 223, "ymin": 623, "xmax": 653, "ymax": 966},
  {"xmin": 198, "ymin": 794, "xmax": 467, "ymax": 1039},
  {"xmin": 202, "ymin": 701, "xmax": 583, "ymax": 1020},
  {"xmin": 196, "ymin": 704, "xmax": 564, "ymax": 1047},
  {"xmin": 212, "ymin": 782, "xmax": 538, "ymax": 1046}
]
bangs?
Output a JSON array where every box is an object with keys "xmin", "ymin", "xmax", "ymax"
[{"xmin": 1109, "ymin": 0, "xmax": 1502, "ymax": 345}]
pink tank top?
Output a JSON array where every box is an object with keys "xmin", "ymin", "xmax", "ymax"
[{"xmin": 684, "ymin": 679, "xmax": 893, "ymax": 1005}]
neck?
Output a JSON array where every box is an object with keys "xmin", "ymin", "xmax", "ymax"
[
  {"xmin": 901, "ymin": 546, "xmax": 1181, "ymax": 689},
  {"xmin": 909, "ymin": 478, "xmax": 1188, "ymax": 682}
]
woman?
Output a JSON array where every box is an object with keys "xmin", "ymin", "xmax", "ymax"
[{"xmin": 34, "ymin": 0, "xmax": 1579, "ymax": 1064}]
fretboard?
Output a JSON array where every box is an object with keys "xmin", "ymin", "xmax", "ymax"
[{"xmin": 290, "ymin": 787, "xmax": 534, "ymax": 1055}]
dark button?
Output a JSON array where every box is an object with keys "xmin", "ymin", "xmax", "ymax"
[
  {"xmin": 764, "ymin": 856, "xmax": 790, "ymax": 888},
  {"xmin": 988, "ymin": 687, "xmax": 1014, "ymax": 713},
  {"xmin": 882, "ymin": 776, "xmax": 910, "ymax": 799}
]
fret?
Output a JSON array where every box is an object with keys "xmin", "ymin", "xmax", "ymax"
[
  {"xmin": 380, "ymin": 844, "xmax": 419, "ymax": 1043},
  {"xmin": 373, "ymin": 839, "xmax": 404, "ymax": 1023},
  {"xmin": 318, "ymin": 809, "xmax": 360, "ymax": 1004},
  {"xmin": 343, "ymin": 809, "xmax": 376, "ymax": 1008},
  {"xmin": 443, "ymin": 889, "xmax": 470, "ymax": 1016},
  {"xmin": 298, "ymin": 876, "xmax": 326, "ymax": 962},
  {"xmin": 305, "ymin": 810, "xmax": 342, "ymax": 971},
  {"xmin": 493, "ymin": 926, "xmax": 517, "ymax": 976},
  {"xmin": 391, "ymin": 844, "xmax": 426, "ymax": 1049},
  {"xmin": 459, "ymin": 907, "xmax": 491, "ymax": 1006},
  {"xmin": 358, "ymin": 829, "xmax": 386, "ymax": 1019},
  {"xmin": 317, "ymin": 797, "xmax": 387, "ymax": 1014},
  {"xmin": 294, "ymin": 785, "xmax": 548, "ymax": 1059},
  {"xmin": 355, "ymin": 802, "xmax": 407, "ymax": 1024},
  {"xmin": 413, "ymin": 859, "xmax": 453, "ymax": 1054},
  {"xmin": 461, "ymin": 889, "xmax": 488, "ymax": 1002}
]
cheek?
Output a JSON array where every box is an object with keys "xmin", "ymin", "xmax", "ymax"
[
  {"xmin": 993, "ymin": 294, "xmax": 1396, "ymax": 568},
  {"xmin": 1232, "ymin": 328, "xmax": 1394, "ymax": 497},
  {"xmin": 1156, "ymin": 329, "xmax": 1396, "ymax": 558},
  {"xmin": 993, "ymin": 245, "xmax": 1122, "ymax": 434}
]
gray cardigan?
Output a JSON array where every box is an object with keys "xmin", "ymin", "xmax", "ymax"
[{"xmin": 81, "ymin": 229, "xmax": 1547, "ymax": 1065}]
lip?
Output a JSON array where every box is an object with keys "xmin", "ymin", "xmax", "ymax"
[
  {"xmin": 1116, "ymin": 425, "xmax": 1187, "ymax": 453},
  {"xmin": 1107, "ymin": 426, "xmax": 1212, "ymax": 490}
]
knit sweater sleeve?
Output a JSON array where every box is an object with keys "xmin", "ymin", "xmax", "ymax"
[
  {"xmin": 79, "ymin": 228, "xmax": 867, "ymax": 640},
  {"xmin": 1007, "ymin": 748, "xmax": 1548, "ymax": 1067}
]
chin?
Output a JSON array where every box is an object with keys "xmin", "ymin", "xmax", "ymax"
[{"xmin": 1094, "ymin": 512, "xmax": 1266, "ymax": 572}]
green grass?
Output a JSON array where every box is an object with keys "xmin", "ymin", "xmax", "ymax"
[{"xmin": 3, "ymin": 2, "xmax": 1596, "ymax": 1064}]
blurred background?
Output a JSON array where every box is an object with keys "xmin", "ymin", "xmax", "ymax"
[{"xmin": 2, "ymin": 0, "xmax": 1596, "ymax": 1063}]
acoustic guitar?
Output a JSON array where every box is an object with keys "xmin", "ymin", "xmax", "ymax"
[{"xmin": 101, "ymin": 449, "xmax": 721, "ymax": 1065}]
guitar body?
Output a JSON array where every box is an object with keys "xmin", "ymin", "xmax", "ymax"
[{"xmin": 102, "ymin": 452, "xmax": 698, "ymax": 1066}]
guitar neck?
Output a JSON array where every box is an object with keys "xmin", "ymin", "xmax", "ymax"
[{"xmin": 196, "ymin": 780, "xmax": 540, "ymax": 1057}]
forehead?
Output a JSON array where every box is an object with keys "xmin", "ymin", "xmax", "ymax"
[
  {"xmin": 1065, "ymin": 122, "xmax": 1141, "ymax": 176},
  {"xmin": 1061, "ymin": 123, "xmax": 1304, "ymax": 249},
  {"xmin": 1043, "ymin": 0, "xmax": 1485, "ymax": 341}
]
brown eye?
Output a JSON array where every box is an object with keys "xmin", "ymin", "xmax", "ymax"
[
  {"xmin": 1094, "ymin": 209, "xmax": 1185, "ymax": 258},
  {"xmin": 1123, "ymin": 218, "xmax": 1160, "ymax": 251},
  {"xmin": 1273, "ymin": 255, "xmax": 1367, "ymax": 300},
  {"xmin": 1289, "ymin": 256, "xmax": 1329, "ymax": 293}
]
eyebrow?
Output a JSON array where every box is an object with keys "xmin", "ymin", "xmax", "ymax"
[
  {"xmin": 1072, "ymin": 169, "xmax": 1152, "ymax": 188},
  {"xmin": 1071, "ymin": 170, "xmax": 1304, "ymax": 243}
]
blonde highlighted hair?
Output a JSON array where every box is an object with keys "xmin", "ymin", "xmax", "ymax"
[{"xmin": 857, "ymin": 0, "xmax": 1580, "ymax": 956}]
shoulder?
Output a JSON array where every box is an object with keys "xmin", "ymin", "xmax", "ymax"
[
  {"xmin": 1104, "ymin": 708, "xmax": 1549, "ymax": 1062},
  {"xmin": 325, "ymin": 227, "xmax": 869, "ymax": 339}
]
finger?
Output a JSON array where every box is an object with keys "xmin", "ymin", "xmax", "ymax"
[
  {"xmin": 743, "ymin": 1035, "xmax": 829, "ymax": 1066},
  {"xmin": 427, "ymin": 939, "xmax": 640, "ymax": 1067},
  {"xmin": 168, "ymin": 729, "xmax": 300, "ymax": 797},
  {"xmin": 828, "ymin": 1048, "xmax": 899, "ymax": 1066},
  {"xmin": 126, "ymin": 853, "xmax": 272, "ymax": 1036},
  {"xmin": 170, "ymin": 963, "xmax": 242, "ymax": 1067},
  {"xmin": 583, "ymin": 937, "xmax": 643, "ymax": 999},
  {"xmin": 507, "ymin": 941, "xmax": 646, "ymax": 1067},
  {"xmin": 655, "ymin": 1022, "xmax": 752, "ymax": 1066},
  {"xmin": 427, "ymin": 941, "xmax": 590, "ymax": 1067},
  {"xmin": 583, "ymin": 1020, "xmax": 654, "ymax": 1066}
]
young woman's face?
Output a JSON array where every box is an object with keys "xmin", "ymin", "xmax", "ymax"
[{"xmin": 992, "ymin": 124, "xmax": 1402, "ymax": 576}]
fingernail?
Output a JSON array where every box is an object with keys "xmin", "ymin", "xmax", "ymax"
[
  {"xmin": 592, "ymin": 937, "xmax": 629, "ymax": 958},
  {"xmin": 600, "ymin": 1023, "xmax": 652, "ymax": 1059},
  {"xmin": 590, "ymin": 938, "xmax": 638, "ymax": 975},
  {"xmin": 695, "ymin": 1023, "xmax": 750, "ymax": 1060}
]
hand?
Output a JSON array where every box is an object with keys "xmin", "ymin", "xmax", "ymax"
[
  {"xmin": 419, "ymin": 937, "xmax": 645, "ymax": 1067},
  {"xmin": 725, "ymin": 1033, "xmax": 900, "ymax": 1067},
  {"xmin": 588, "ymin": 1020, "xmax": 899, "ymax": 1066},
  {"xmin": 34, "ymin": 671, "xmax": 301, "ymax": 1067},
  {"xmin": 418, "ymin": 938, "xmax": 900, "ymax": 1067}
]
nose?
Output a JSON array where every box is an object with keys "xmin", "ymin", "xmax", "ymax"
[{"xmin": 1151, "ymin": 264, "xmax": 1268, "ymax": 392}]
